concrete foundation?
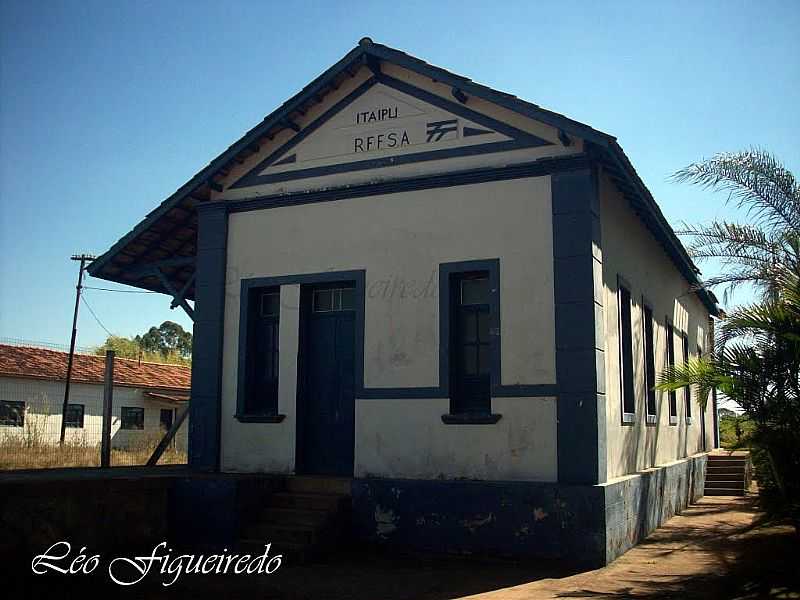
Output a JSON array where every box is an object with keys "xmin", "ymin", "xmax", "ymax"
[
  {"xmin": 0, "ymin": 452, "xmax": 707, "ymax": 570},
  {"xmin": 352, "ymin": 452, "xmax": 708, "ymax": 566},
  {"xmin": 602, "ymin": 452, "xmax": 707, "ymax": 563}
]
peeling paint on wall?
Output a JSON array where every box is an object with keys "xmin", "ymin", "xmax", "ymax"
[
  {"xmin": 374, "ymin": 505, "xmax": 398, "ymax": 538},
  {"xmin": 460, "ymin": 513, "xmax": 494, "ymax": 533}
]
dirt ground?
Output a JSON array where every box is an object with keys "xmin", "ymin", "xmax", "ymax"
[{"xmin": 12, "ymin": 492, "xmax": 799, "ymax": 599}]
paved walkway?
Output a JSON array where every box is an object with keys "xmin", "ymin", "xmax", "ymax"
[{"xmin": 459, "ymin": 494, "xmax": 798, "ymax": 599}]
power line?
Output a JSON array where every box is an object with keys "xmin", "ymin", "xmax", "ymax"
[{"xmin": 80, "ymin": 294, "xmax": 114, "ymax": 337}]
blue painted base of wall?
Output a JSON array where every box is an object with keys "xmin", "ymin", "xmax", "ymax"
[
  {"xmin": 351, "ymin": 478, "xmax": 608, "ymax": 566},
  {"xmin": 603, "ymin": 453, "xmax": 707, "ymax": 563},
  {"xmin": 168, "ymin": 476, "xmax": 284, "ymax": 548},
  {"xmin": 351, "ymin": 453, "xmax": 708, "ymax": 567}
]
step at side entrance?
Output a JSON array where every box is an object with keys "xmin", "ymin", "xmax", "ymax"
[
  {"xmin": 705, "ymin": 452, "xmax": 751, "ymax": 496},
  {"xmin": 239, "ymin": 476, "xmax": 352, "ymax": 563}
]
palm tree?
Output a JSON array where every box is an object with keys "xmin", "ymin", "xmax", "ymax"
[
  {"xmin": 672, "ymin": 148, "xmax": 800, "ymax": 303},
  {"xmin": 661, "ymin": 149, "xmax": 800, "ymax": 530},
  {"xmin": 658, "ymin": 271, "xmax": 800, "ymax": 524}
]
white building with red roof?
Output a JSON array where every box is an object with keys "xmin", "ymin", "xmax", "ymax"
[{"xmin": 0, "ymin": 342, "xmax": 190, "ymax": 452}]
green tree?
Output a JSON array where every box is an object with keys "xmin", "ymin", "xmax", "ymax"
[
  {"xmin": 658, "ymin": 272, "xmax": 800, "ymax": 524},
  {"xmin": 94, "ymin": 335, "xmax": 142, "ymax": 360},
  {"xmin": 659, "ymin": 149, "xmax": 800, "ymax": 530},
  {"xmin": 94, "ymin": 321, "xmax": 192, "ymax": 366},
  {"xmin": 135, "ymin": 321, "xmax": 192, "ymax": 358}
]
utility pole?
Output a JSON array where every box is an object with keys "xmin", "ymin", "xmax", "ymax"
[{"xmin": 59, "ymin": 253, "xmax": 96, "ymax": 445}]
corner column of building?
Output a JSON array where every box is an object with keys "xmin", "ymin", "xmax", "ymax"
[
  {"xmin": 189, "ymin": 202, "xmax": 228, "ymax": 471},
  {"xmin": 552, "ymin": 168, "xmax": 607, "ymax": 484}
]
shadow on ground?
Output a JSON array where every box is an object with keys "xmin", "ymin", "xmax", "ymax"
[
  {"xmin": 553, "ymin": 498, "xmax": 799, "ymax": 600},
  {"xmin": 9, "ymin": 495, "xmax": 799, "ymax": 600}
]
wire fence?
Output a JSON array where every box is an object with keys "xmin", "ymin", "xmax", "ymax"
[{"xmin": 0, "ymin": 375, "xmax": 188, "ymax": 471}]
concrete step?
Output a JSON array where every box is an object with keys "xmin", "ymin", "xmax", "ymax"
[
  {"xmin": 708, "ymin": 458, "xmax": 747, "ymax": 469},
  {"xmin": 258, "ymin": 506, "xmax": 331, "ymax": 527},
  {"xmin": 269, "ymin": 491, "xmax": 349, "ymax": 512},
  {"xmin": 705, "ymin": 481, "xmax": 745, "ymax": 489},
  {"xmin": 238, "ymin": 479, "xmax": 352, "ymax": 565},
  {"xmin": 284, "ymin": 476, "xmax": 352, "ymax": 495},
  {"xmin": 707, "ymin": 465, "xmax": 746, "ymax": 475},
  {"xmin": 706, "ymin": 472, "xmax": 745, "ymax": 482},
  {"xmin": 246, "ymin": 522, "xmax": 318, "ymax": 546},
  {"xmin": 704, "ymin": 488, "xmax": 746, "ymax": 496}
]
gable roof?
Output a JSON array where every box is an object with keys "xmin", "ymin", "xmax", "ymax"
[
  {"xmin": 0, "ymin": 344, "xmax": 191, "ymax": 392},
  {"xmin": 87, "ymin": 38, "xmax": 718, "ymax": 315}
]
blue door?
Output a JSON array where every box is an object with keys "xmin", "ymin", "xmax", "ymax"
[{"xmin": 297, "ymin": 284, "xmax": 356, "ymax": 476}]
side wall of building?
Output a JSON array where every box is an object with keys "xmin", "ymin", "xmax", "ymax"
[
  {"xmin": 0, "ymin": 377, "xmax": 189, "ymax": 452},
  {"xmin": 219, "ymin": 176, "xmax": 559, "ymax": 481},
  {"xmin": 599, "ymin": 172, "xmax": 714, "ymax": 479}
]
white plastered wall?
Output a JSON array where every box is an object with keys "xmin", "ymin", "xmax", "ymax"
[
  {"xmin": 219, "ymin": 176, "xmax": 558, "ymax": 481},
  {"xmin": 0, "ymin": 377, "xmax": 189, "ymax": 452},
  {"xmin": 599, "ymin": 172, "xmax": 714, "ymax": 479}
]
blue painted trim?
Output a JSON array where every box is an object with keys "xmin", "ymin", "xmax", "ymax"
[
  {"xmin": 441, "ymin": 413, "xmax": 502, "ymax": 424},
  {"xmin": 230, "ymin": 74, "xmax": 551, "ymax": 189},
  {"xmin": 238, "ymin": 270, "xmax": 367, "ymax": 412},
  {"xmin": 351, "ymin": 476, "xmax": 607, "ymax": 566},
  {"xmin": 438, "ymin": 259, "xmax": 501, "ymax": 410},
  {"xmin": 616, "ymin": 273, "xmax": 636, "ymax": 426},
  {"xmin": 242, "ymin": 139, "xmax": 536, "ymax": 186},
  {"xmin": 231, "ymin": 78, "xmax": 380, "ymax": 189},
  {"xmin": 236, "ymin": 263, "xmax": 556, "ymax": 404},
  {"xmin": 357, "ymin": 387, "xmax": 445, "ymax": 399},
  {"xmin": 228, "ymin": 154, "xmax": 591, "ymax": 214},
  {"xmin": 377, "ymin": 74, "xmax": 550, "ymax": 146},
  {"xmin": 492, "ymin": 384, "xmax": 558, "ymax": 397},
  {"xmin": 641, "ymin": 293, "xmax": 658, "ymax": 424},
  {"xmin": 188, "ymin": 202, "xmax": 228, "ymax": 472},
  {"xmin": 234, "ymin": 414, "xmax": 286, "ymax": 423},
  {"xmin": 552, "ymin": 167, "xmax": 607, "ymax": 485},
  {"xmin": 235, "ymin": 281, "xmax": 280, "ymax": 419}
]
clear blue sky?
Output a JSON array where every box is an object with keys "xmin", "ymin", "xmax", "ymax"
[{"xmin": 1, "ymin": 0, "xmax": 798, "ymax": 349}]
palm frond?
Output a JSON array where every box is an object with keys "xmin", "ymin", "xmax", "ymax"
[
  {"xmin": 672, "ymin": 148, "xmax": 800, "ymax": 237},
  {"xmin": 656, "ymin": 357, "xmax": 724, "ymax": 408}
]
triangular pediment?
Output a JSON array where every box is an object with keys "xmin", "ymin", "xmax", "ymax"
[{"xmin": 231, "ymin": 74, "xmax": 552, "ymax": 189}]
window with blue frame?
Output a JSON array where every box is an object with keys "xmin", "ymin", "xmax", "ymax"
[
  {"xmin": 617, "ymin": 281, "xmax": 635, "ymax": 422},
  {"xmin": 667, "ymin": 321, "xmax": 678, "ymax": 424},
  {"xmin": 243, "ymin": 287, "xmax": 280, "ymax": 415},
  {"xmin": 643, "ymin": 303, "xmax": 657, "ymax": 422},
  {"xmin": 683, "ymin": 332, "xmax": 692, "ymax": 422},
  {"xmin": 450, "ymin": 272, "xmax": 491, "ymax": 415}
]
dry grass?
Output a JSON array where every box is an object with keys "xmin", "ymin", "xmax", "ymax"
[{"xmin": 0, "ymin": 431, "xmax": 186, "ymax": 470}]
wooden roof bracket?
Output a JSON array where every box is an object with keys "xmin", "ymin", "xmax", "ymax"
[
  {"xmin": 152, "ymin": 267, "xmax": 195, "ymax": 321},
  {"xmin": 126, "ymin": 257, "xmax": 196, "ymax": 321}
]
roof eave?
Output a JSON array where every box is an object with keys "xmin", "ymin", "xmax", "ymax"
[{"xmin": 87, "ymin": 44, "xmax": 370, "ymax": 280}]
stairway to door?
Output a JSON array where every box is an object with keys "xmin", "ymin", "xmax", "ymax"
[
  {"xmin": 239, "ymin": 476, "xmax": 351, "ymax": 562},
  {"xmin": 705, "ymin": 452, "xmax": 751, "ymax": 496}
]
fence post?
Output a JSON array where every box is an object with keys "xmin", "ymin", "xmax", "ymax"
[
  {"xmin": 146, "ymin": 404, "xmax": 190, "ymax": 467},
  {"xmin": 100, "ymin": 350, "xmax": 115, "ymax": 468}
]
